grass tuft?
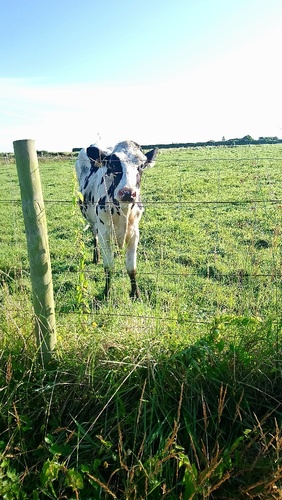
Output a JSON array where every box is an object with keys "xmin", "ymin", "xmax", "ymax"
[{"xmin": 0, "ymin": 314, "xmax": 281, "ymax": 498}]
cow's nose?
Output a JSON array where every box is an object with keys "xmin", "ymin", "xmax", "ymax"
[{"xmin": 118, "ymin": 189, "xmax": 136, "ymax": 202}]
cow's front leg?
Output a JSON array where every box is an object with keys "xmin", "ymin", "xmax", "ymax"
[
  {"xmin": 93, "ymin": 230, "xmax": 100, "ymax": 264},
  {"xmin": 103, "ymin": 267, "xmax": 112, "ymax": 299},
  {"xmin": 102, "ymin": 249, "xmax": 114, "ymax": 299},
  {"xmin": 128, "ymin": 270, "xmax": 140, "ymax": 299},
  {"xmin": 98, "ymin": 227, "xmax": 115, "ymax": 299},
  {"xmin": 126, "ymin": 226, "xmax": 140, "ymax": 299}
]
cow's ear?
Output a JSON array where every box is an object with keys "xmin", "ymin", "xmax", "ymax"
[
  {"xmin": 144, "ymin": 147, "xmax": 158, "ymax": 168},
  {"xmin": 86, "ymin": 146, "xmax": 107, "ymax": 164}
]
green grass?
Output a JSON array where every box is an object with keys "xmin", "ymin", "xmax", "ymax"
[{"xmin": 0, "ymin": 146, "xmax": 281, "ymax": 498}]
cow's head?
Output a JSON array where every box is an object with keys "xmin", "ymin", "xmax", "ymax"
[{"xmin": 87, "ymin": 141, "xmax": 158, "ymax": 203}]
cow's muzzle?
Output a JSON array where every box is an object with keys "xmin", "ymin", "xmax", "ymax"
[{"xmin": 118, "ymin": 189, "xmax": 137, "ymax": 202}]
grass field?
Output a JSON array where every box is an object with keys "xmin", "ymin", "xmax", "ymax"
[{"xmin": 0, "ymin": 145, "xmax": 281, "ymax": 498}]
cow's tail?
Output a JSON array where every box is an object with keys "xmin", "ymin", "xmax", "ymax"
[{"xmin": 75, "ymin": 148, "xmax": 91, "ymax": 189}]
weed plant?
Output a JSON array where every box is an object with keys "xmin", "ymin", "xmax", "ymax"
[{"xmin": 0, "ymin": 146, "xmax": 281, "ymax": 498}]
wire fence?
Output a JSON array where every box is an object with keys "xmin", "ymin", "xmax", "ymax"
[{"xmin": 0, "ymin": 149, "xmax": 282, "ymax": 336}]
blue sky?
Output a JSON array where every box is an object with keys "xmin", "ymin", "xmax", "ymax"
[{"xmin": 1, "ymin": 0, "xmax": 282, "ymax": 151}]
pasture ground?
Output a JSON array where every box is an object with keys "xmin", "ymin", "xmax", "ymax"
[{"xmin": 0, "ymin": 145, "xmax": 281, "ymax": 498}]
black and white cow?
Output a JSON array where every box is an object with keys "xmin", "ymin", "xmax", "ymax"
[{"xmin": 75, "ymin": 140, "xmax": 158, "ymax": 299}]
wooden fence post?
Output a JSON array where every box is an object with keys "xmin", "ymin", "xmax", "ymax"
[{"xmin": 13, "ymin": 139, "xmax": 56, "ymax": 365}]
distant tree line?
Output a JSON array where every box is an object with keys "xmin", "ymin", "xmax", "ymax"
[
  {"xmin": 2, "ymin": 136, "xmax": 281, "ymax": 157},
  {"xmin": 37, "ymin": 151, "xmax": 72, "ymax": 156},
  {"xmin": 142, "ymin": 135, "xmax": 282, "ymax": 149}
]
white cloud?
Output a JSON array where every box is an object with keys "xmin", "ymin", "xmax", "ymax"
[{"xmin": 1, "ymin": 25, "xmax": 281, "ymax": 152}]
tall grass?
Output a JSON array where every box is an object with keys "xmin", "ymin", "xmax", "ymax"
[
  {"xmin": 0, "ymin": 146, "xmax": 281, "ymax": 498},
  {"xmin": 0, "ymin": 316, "xmax": 281, "ymax": 498}
]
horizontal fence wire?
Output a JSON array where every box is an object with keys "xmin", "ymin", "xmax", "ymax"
[
  {"xmin": 1, "ymin": 268, "xmax": 280, "ymax": 279},
  {"xmin": 0, "ymin": 199, "xmax": 281, "ymax": 205},
  {"xmin": 2, "ymin": 268, "xmax": 280, "ymax": 279},
  {"xmin": 1, "ymin": 153, "xmax": 281, "ymax": 330},
  {"xmin": 2, "ymin": 156, "xmax": 282, "ymax": 162}
]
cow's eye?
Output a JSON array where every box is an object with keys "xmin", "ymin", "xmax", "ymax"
[
  {"xmin": 109, "ymin": 162, "xmax": 122, "ymax": 175},
  {"xmin": 105, "ymin": 163, "xmax": 114, "ymax": 175},
  {"xmin": 107, "ymin": 162, "xmax": 116, "ymax": 174}
]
